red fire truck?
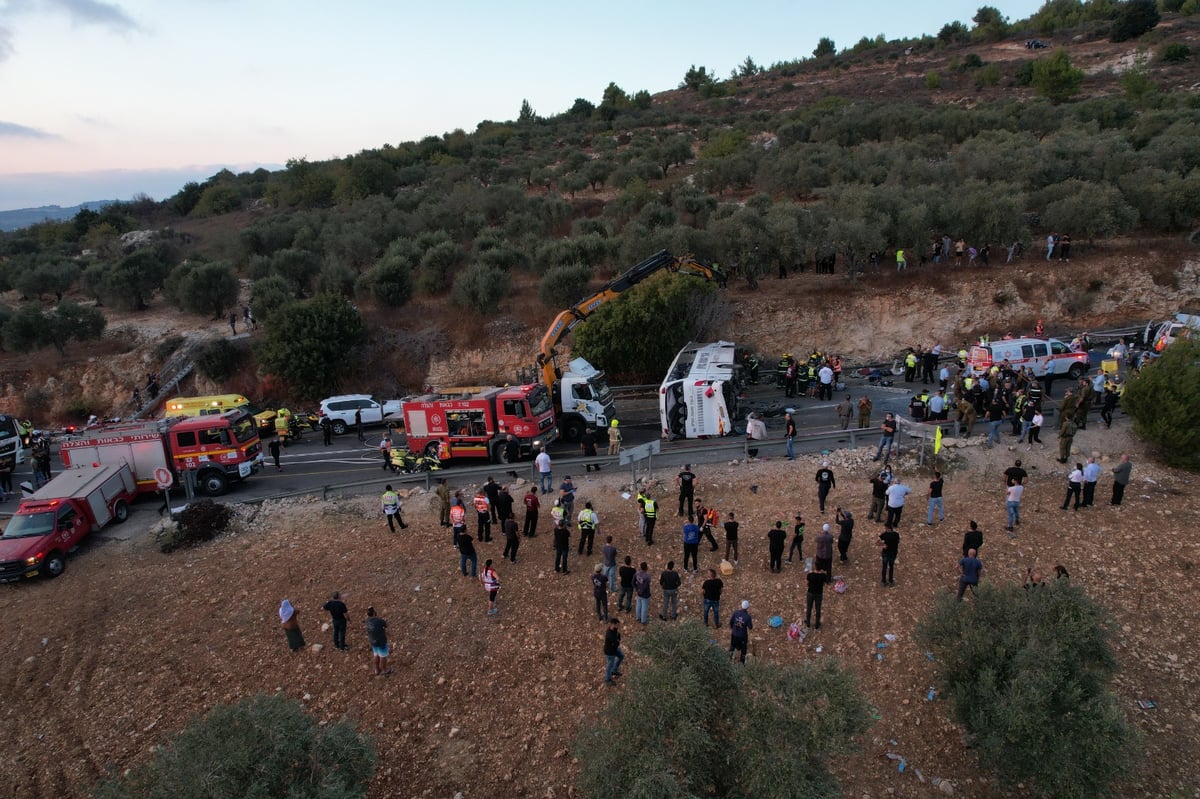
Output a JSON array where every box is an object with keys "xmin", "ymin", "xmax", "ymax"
[
  {"xmin": 401, "ymin": 384, "xmax": 557, "ymax": 463},
  {"xmin": 60, "ymin": 410, "xmax": 263, "ymax": 496}
]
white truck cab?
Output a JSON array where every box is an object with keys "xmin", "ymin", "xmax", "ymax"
[{"xmin": 556, "ymin": 358, "xmax": 616, "ymax": 442}]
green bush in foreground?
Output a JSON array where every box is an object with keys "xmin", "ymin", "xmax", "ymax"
[
  {"xmin": 1120, "ymin": 336, "xmax": 1200, "ymax": 471},
  {"xmin": 93, "ymin": 693, "xmax": 375, "ymax": 799},
  {"xmin": 574, "ymin": 622, "xmax": 868, "ymax": 799},
  {"xmin": 917, "ymin": 582, "xmax": 1140, "ymax": 799}
]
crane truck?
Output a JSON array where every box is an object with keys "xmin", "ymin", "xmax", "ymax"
[{"xmin": 534, "ymin": 249, "xmax": 726, "ymax": 442}]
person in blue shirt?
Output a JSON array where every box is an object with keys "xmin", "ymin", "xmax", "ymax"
[
  {"xmin": 1081, "ymin": 457, "xmax": 1102, "ymax": 507},
  {"xmin": 681, "ymin": 515, "xmax": 701, "ymax": 572},
  {"xmin": 957, "ymin": 548, "xmax": 983, "ymax": 600}
]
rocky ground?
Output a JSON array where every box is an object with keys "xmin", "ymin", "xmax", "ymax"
[{"xmin": 0, "ymin": 412, "xmax": 1197, "ymax": 798}]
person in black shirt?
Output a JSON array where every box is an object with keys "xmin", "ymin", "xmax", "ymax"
[
  {"xmin": 603, "ymin": 619, "xmax": 624, "ymax": 684},
  {"xmin": 503, "ymin": 433, "xmax": 520, "ymax": 464},
  {"xmin": 458, "ymin": 531, "xmax": 477, "ymax": 577},
  {"xmin": 926, "ymin": 470, "xmax": 945, "ymax": 526},
  {"xmin": 805, "ymin": 567, "xmax": 828, "ymax": 629},
  {"xmin": 879, "ymin": 523, "xmax": 900, "ymax": 586},
  {"xmin": 659, "ymin": 562, "xmax": 681, "ymax": 620},
  {"xmin": 617, "ymin": 556, "xmax": 636, "ymax": 612},
  {"xmin": 483, "ymin": 477, "xmax": 501, "ymax": 525},
  {"xmin": 676, "ymin": 465, "xmax": 697, "ymax": 517},
  {"xmin": 1003, "ymin": 459, "xmax": 1027, "ymax": 487},
  {"xmin": 835, "ymin": 509, "xmax": 854, "ymax": 561},
  {"xmin": 962, "ymin": 520, "xmax": 984, "ymax": 558},
  {"xmin": 815, "ymin": 462, "xmax": 836, "ymax": 514},
  {"xmin": 723, "ymin": 511, "xmax": 740, "ymax": 564},
  {"xmin": 322, "ymin": 591, "xmax": 349, "ymax": 651},
  {"xmin": 701, "ymin": 569, "xmax": 724, "ymax": 628},
  {"xmin": 501, "ymin": 514, "xmax": 520, "ymax": 563},
  {"xmin": 365, "ymin": 606, "xmax": 391, "ymax": 676},
  {"xmin": 495, "ymin": 486, "xmax": 514, "ymax": 526},
  {"xmin": 767, "ymin": 521, "xmax": 787, "ymax": 573},
  {"xmin": 553, "ymin": 520, "xmax": 571, "ymax": 574},
  {"xmin": 581, "ymin": 427, "xmax": 600, "ymax": 472}
]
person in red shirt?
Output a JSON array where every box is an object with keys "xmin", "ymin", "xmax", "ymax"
[{"xmin": 522, "ymin": 486, "xmax": 540, "ymax": 537}]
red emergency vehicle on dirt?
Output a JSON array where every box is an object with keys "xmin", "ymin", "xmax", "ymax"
[
  {"xmin": 59, "ymin": 410, "xmax": 262, "ymax": 496},
  {"xmin": 401, "ymin": 384, "xmax": 557, "ymax": 463},
  {"xmin": 0, "ymin": 463, "xmax": 137, "ymax": 581}
]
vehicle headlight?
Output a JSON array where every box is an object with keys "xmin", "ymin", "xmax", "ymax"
[{"xmin": 24, "ymin": 555, "xmax": 40, "ymax": 566}]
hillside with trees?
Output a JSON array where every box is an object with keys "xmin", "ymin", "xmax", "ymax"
[{"xmin": 2, "ymin": 0, "xmax": 1200, "ymax": 416}]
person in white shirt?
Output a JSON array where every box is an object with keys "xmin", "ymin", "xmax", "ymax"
[
  {"xmin": 1061, "ymin": 463, "xmax": 1084, "ymax": 511},
  {"xmin": 1005, "ymin": 479, "xmax": 1024, "ymax": 535},
  {"xmin": 885, "ymin": 479, "xmax": 911, "ymax": 528},
  {"xmin": 534, "ymin": 448, "xmax": 552, "ymax": 494}
]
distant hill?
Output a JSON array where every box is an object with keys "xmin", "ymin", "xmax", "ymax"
[{"xmin": 0, "ymin": 201, "xmax": 115, "ymax": 232}]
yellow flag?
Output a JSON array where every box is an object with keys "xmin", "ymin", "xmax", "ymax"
[{"xmin": 934, "ymin": 425, "xmax": 943, "ymax": 455}]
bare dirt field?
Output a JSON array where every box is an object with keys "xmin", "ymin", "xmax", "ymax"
[{"xmin": 1, "ymin": 413, "xmax": 1197, "ymax": 799}]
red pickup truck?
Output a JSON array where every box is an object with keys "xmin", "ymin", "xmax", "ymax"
[{"xmin": 0, "ymin": 463, "xmax": 137, "ymax": 582}]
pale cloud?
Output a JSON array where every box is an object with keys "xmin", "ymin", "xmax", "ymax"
[
  {"xmin": 47, "ymin": 0, "xmax": 140, "ymax": 32},
  {"xmin": 0, "ymin": 120, "xmax": 57, "ymax": 138},
  {"xmin": 0, "ymin": 25, "xmax": 12, "ymax": 62}
]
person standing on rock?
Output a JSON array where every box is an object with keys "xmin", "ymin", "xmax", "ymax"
[
  {"xmin": 806, "ymin": 566, "xmax": 829, "ymax": 629},
  {"xmin": 659, "ymin": 561, "xmax": 681, "ymax": 620},
  {"xmin": 682, "ymin": 514, "xmax": 701, "ymax": 572},
  {"xmin": 322, "ymin": 591, "xmax": 349, "ymax": 651},
  {"xmin": 279, "ymin": 599, "xmax": 305, "ymax": 654},
  {"xmin": 577, "ymin": 501, "xmax": 598, "ymax": 556},
  {"xmin": 1111, "ymin": 454, "xmax": 1133, "ymax": 505},
  {"xmin": 815, "ymin": 461, "xmax": 836, "ymax": 514},
  {"xmin": 1004, "ymin": 478, "xmax": 1023, "ymax": 536},
  {"xmin": 786, "ymin": 515, "xmax": 804, "ymax": 565},
  {"xmin": 873, "ymin": 413, "xmax": 897, "ymax": 462},
  {"xmin": 701, "ymin": 568, "xmax": 724, "ymax": 628},
  {"xmin": 365, "ymin": 606, "xmax": 391, "ymax": 675}
]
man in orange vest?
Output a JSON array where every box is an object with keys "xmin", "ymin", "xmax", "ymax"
[
  {"xmin": 473, "ymin": 489, "xmax": 492, "ymax": 542},
  {"xmin": 450, "ymin": 495, "xmax": 466, "ymax": 549}
]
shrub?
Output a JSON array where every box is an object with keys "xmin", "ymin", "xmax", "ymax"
[
  {"xmin": 976, "ymin": 63, "xmax": 1001, "ymax": 87},
  {"xmin": 918, "ymin": 582, "xmax": 1141, "ymax": 798},
  {"xmin": 159, "ymin": 499, "xmax": 233, "ymax": 553},
  {"xmin": 194, "ymin": 338, "xmax": 244, "ymax": 382},
  {"xmin": 1158, "ymin": 42, "xmax": 1190, "ymax": 63},
  {"xmin": 154, "ymin": 334, "xmax": 185, "ymax": 361},
  {"xmin": 1110, "ymin": 0, "xmax": 1160, "ymax": 42},
  {"xmin": 538, "ymin": 263, "xmax": 593, "ymax": 309},
  {"xmin": 450, "ymin": 262, "xmax": 510, "ymax": 314},
  {"xmin": 574, "ymin": 622, "xmax": 868, "ymax": 799},
  {"xmin": 925, "ymin": 71, "xmax": 942, "ymax": 89},
  {"xmin": 1120, "ymin": 336, "xmax": 1200, "ymax": 470},
  {"xmin": 92, "ymin": 693, "xmax": 375, "ymax": 798}
]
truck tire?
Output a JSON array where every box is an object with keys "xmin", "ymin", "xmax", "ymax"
[
  {"xmin": 199, "ymin": 470, "xmax": 229, "ymax": 496},
  {"xmin": 562, "ymin": 416, "xmax": 585, "ymax": 443},
  {"xmin": 112, "ymin": 499, "xmax": 130, "ymax": 524},
  {"xmin": 332, "ymin": 420, "xmax": 348, "ymax": 436},
  {"xmin": 425, "ymin": 442, "xmax": 442, "ymax": 460},
  {"xmin": 44, "ymin": 551, "xmax": 66, "ymax": 579},
  {"xmin": 1067, "ymin": 363, "xmax": 1086, "ymax": 380},
  {"xmin": 491, "ymin": 441, "xmax": 507, "ymax": 465}
]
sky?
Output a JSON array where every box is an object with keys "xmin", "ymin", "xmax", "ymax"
[{"xmin": 0, "ymin": 0, "xmax": 1046, "ymax": 211}]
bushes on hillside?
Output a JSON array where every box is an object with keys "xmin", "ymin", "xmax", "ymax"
[
  {"xmin": 92, "ymin": 693, "xmax": 375, "ymax": 798},
  {"xmin": 158, "ymin": 499, "xmax": 234, "ymax": 553},
  {"xmin": 918, "ymin": 582, "xmax": 1140, "ymax": 798},
  {"xmin": 574, "ymin": 623, "xmax": 868, "ymax": 799},
  {"xmin": 1120, "ymin": 336, "xmax": 1200, "ymax": 471}
]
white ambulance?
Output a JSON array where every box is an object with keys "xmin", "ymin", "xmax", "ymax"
[{"xmin": 965, "ymin": 337, "xmax": 1089, "ymax": 380}]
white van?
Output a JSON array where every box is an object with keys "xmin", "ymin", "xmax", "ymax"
[{"xmin": 966, "ymin": 337, "xmax": 1089, "ymax": 380}]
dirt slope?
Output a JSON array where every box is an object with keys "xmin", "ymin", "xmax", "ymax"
[{"xmin": 0, "ymin": 415, "xmax": 1197, "ymax": 798}]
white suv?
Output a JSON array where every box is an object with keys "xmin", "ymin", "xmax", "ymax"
[{"xmin": 318, "ymin": 395, "xmax": 403, "ymax": 436}]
